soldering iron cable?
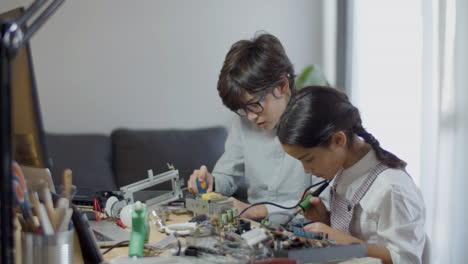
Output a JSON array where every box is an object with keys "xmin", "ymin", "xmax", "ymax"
[{"xmin": 233, "ymin": 179, "xmax": 329, "ymax": 220}]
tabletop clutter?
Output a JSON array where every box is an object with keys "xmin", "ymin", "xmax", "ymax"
[
  {"xmin": 106, "ymin": 191, "xmax": 367, "ymax": 264},
  {"xmin": 13, "ymin": 165, "xmax": 370, "ymax": 264}
]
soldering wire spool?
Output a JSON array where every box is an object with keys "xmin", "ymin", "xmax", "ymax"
[
  {"xmin": 104, "ymin": 196, "xmax": 128, "ymax": 219},
  {"xmin": 104, "ymin": 196, "xmax": 118, "ymax": 217},
  {"xmin": 111, "ymin": 199, "xmax": 128, "ymax": 220},
  {"xmin": 120, "ymin": 204, "xmax": 134, "ymax": 227}
]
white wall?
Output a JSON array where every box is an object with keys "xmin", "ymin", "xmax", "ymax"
[{"xmin": 1, "ymin": 0, "xmax": 324, "ymax": 133}]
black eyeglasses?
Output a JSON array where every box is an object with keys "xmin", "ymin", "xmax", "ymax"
[{"xmin": 235, "ymin": 93, "xmax": 268, "ymax": 116}]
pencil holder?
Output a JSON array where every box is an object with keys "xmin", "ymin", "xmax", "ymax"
[{"xmin": 22, "ymin": 228, "xmax": 74, "ymax": 264}]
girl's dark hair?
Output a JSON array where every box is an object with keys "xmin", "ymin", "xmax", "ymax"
[
  {"xmin": 277, "ymin": 86, "xmax": 407, "ymax": 169},
  {"xmin": 217, "ymin": 32, "xmax": 295, "ymax": 112}
]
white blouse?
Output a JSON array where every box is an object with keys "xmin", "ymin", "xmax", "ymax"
[{"xmin": 335, "ymin": 149, "xmax": 426, "ymax": 264}]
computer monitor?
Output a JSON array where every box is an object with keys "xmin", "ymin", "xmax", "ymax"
[{"xmin": 1, "ymin": 7, "xmax": 51, "ymax": 169}]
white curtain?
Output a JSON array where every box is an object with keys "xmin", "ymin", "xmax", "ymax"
[
  {"xmin": 347, "ymin": 0, "xmax": 468, "ymax": 263},
  {"xmin": 420, "ymin": 0, "xmax": 468, "ymax": 263},
  {"xmin": 348, "ymin": 0, "xmax": 423, "ymax": 184}
]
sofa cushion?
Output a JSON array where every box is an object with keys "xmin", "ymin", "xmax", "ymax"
[
  {"xmin": 111, "ymin": 127, "xmax": 227, "ymax": 188},
  {"xmin": 46, "ymin": 133, "xmax": 117, "ymax": 193}
]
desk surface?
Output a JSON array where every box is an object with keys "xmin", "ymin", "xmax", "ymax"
[
  {"xmin": 102, "ymin": 213, "xmax": 381, "ymax": 264},
  {"xmin": 102, "ymin": 213, "xmax": 192, "ymax": 260}
]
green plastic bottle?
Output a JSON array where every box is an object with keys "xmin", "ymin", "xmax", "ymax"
[{"xmin": 128, "ymin": 201, "xmax": 149, "ymax": 258}]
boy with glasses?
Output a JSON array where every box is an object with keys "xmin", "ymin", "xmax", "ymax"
[{"xmin": 187, "ymin": 33, "xmax": 328, "ymax": 219}]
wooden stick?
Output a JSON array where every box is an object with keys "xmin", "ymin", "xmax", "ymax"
[{"xmin": 63, "ymin": 169, "xmax": 73, "ymax": 201}]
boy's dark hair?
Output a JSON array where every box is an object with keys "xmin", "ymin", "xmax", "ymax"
[
  {"xmin": 217, "ymin": 33, "xmax": 295, "ymax": 112},
  {"xmin": 277, "ymin": 86, "xmax": 407, "ymax": 169}
]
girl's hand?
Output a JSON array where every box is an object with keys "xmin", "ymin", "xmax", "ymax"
[
  {"xmin": 304, "ymin": 222, "xmax": 364, "ymax": 245},
  {"xmin": 228, "ymin": 197, "xmax": 268, "ymax": 220},
  {"xmin": 302, "ymin": 194, "xmax": 330, "ymax": 225}
]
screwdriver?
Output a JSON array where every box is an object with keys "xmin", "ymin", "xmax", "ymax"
[
  {"xmin": 196, "ymin": 166, "xmax": 208, "ymax": 195},
  {"xmin": 282, "ymin": 180, "xmax": 330, "ymax": 226},
  {"xmin": 196, "ymin": 178, "xmax": 207, "ymax": 195}
]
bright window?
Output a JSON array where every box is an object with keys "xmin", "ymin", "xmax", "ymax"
[{"xmin": 350, "ymin": 0, "xmax": 423, "ymax": 185}]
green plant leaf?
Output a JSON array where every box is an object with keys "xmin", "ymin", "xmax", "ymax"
[{"xmin": 296, "ymin": 64, "xmax": 329, "ymax": 89}]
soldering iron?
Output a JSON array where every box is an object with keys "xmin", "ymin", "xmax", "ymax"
[{"xmin": 282, "ymin": 180, "xmax": 330, "ymax": 226}]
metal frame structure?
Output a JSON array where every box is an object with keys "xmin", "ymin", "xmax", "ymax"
[{"xmin": 120, "ymin": 169, "xmax": 183, "ymax": 209}]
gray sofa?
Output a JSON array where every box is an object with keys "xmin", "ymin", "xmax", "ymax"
[{"xmin": 46, "ymin": 126, "xmax": 231, "ymax": 200}]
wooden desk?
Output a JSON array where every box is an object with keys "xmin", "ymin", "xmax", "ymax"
[{"xmin": 102, "ymin": 213, "xmax": 192, "ymax": 260}]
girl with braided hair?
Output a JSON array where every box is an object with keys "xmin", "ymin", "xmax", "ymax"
[{"xmin": 277, "ymin": 86, "xmax": 426, "ymax": 264}]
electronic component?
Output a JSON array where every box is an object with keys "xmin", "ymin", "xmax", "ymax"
[
  {"xmin": 189, "ymin": 214, "xmax": 208, "ymax": 223},
  {"xmin": 293, "ymin": 231, "xmax": 326, "ymax": 240},
  {"xmin": 185, "ymin": 193, "xmax": 233, "ymax": 216},
  {"xmin": 148, "ymin": 207, "xmax": 168, "ymax": 232},
  {"xmin": 237, "ymin": 219, "xmax": 251, "ymax": 234},
  {"xmin": 184, "ymin": 233, "xmax": 254, "ymax": 262},
  {"xmin": 241, "ymin": 228, "xmax": 270, "ymax": 247}
]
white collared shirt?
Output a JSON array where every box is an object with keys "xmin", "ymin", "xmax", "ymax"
[
  {"xmin": 336, "ymin": 149, "xmax": 426, "ymax": 264},
  {"xmin": 212, "ymin": 117, "xmax": 329, "ymax": 213}
]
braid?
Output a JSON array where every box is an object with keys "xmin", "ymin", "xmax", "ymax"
[{"xmin": 353, "ymin": 124, "xmax": 407, "ymax": 169}]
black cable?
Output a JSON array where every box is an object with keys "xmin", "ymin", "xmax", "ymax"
[
  {"xmin": 176, "ymin": 238, "xmax": 182, "ymax": 256},
  {"xmin": 233, "ymin": 179, "xmax": 328, "ymax": 219},
  {"xmin": 101, "ymin": 240, "xmax": 129, "ymax": 255},
  {"xmin": 171, "ymin": 232, "xmax": 182, "ymax": 256}
]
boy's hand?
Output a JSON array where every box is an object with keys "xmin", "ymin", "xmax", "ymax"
[
  {"xmin": 228, "ymin": 197, "xmax": 268, "ymax": 220},
  {"xmin": 187, "ymin": 165, "xmax": 214, "ymax": 195}
]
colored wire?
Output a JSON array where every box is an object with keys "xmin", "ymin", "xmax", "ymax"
[
  {"xmin": 93, "ymin": 198, "xmax": 101, "ymax": 221},
  {"xmin": 101, "ymin": 240, "xmax": 129, "ymax": 255},
  {"xmin": 233, "ymin": 179, "xmax": 328, "ymax": 220}
]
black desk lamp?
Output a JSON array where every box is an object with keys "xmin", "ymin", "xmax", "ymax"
[{"xmin": 0, "ymin": 1, "xmax": 65, "ymax": 263}]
